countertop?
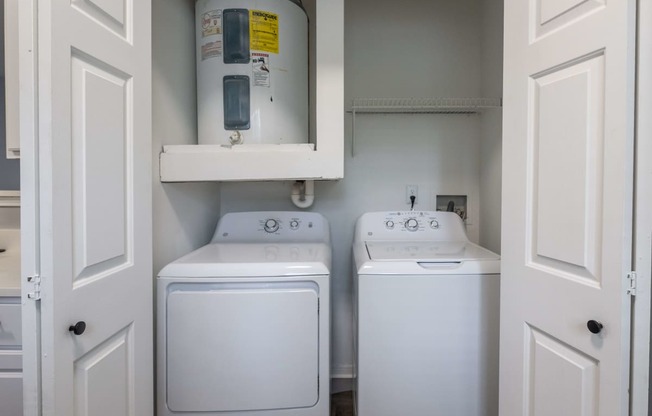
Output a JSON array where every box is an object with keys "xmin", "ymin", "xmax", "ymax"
[{"xmin": 0, "ymin": 229, "xmax": 20, "ymax": 297}]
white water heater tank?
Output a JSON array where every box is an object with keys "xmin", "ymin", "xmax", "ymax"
[{"xmin": 196, "ymin": 0, "xmax": 309, "ymax": 146}]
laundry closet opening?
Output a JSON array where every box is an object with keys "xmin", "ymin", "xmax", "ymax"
[
  {"xmin": 1, "ymin": 0, "xmax": 648, "ymax": 414},
  {"xmin": 152, "ymin": 0, "xmax": 503, "ymax": 401}
]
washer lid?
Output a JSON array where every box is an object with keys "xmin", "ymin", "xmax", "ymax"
[
  {"xmin": 158, "ymin": 243, "xmax": 331, "ymax": 278},
  {"xmin": 365, "ymin": 241, "xmax": 500, "ymax": 262}
]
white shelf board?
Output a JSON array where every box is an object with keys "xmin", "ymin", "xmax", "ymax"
[{"xmin": 160, "ymin": 144, "xmax": 342, "ymax": 182}]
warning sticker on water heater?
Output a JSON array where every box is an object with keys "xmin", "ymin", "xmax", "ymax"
[
  {"xmin": 201, "ymin": 10, "xmax": 222, "ymax": 38},
  {"xmin": 250, "ymin": 10, "xmax": 279, "ymax": 54},
  {"xmin": 252, "ymin": 53, "xmax": 271, "ymax": 87},
  {"xmin": 201, "ymin": 40, "xmax": 222, "ymax": 60}
]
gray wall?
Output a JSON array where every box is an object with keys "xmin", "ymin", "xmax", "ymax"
[
  {"xmin": 219, "ymin": 0, "xmax": 499, "ymax": 377},
  {"xmin": 152, "ymin": 0, "xmax": 221, "ymax": 275},
  {"xmin": 0, "ymin": 1, "xmax": 20, "ymax": 191}
]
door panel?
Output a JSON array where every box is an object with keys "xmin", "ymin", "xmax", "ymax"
[
  {"xmin": 532, "ymin": 0, "xmax": 605, "ymax": 40},
  {"xmin": 36, "ymin": 0, "xmax": 152, "ymax": 415},
  {"xmin": 71, "ymin": 53, "xmax": 130, "ymax": 282},
  {"xmin": 530, "ymin": 53, "xmax": 604, "ymax": 283},
  {"xmin": 525, "ymin": 326, "xmax": 598, "ymax": 416},
  {"xmin": 500, "ymin": 0, "xmax": 635, "ymax": 414},
  {"xmin": 74, "ymin": 326, "xmax": 133, "ymax": 415},
  {"xmin": 70, "ymin": 0, "xmax": 130, "ymax": 40}
]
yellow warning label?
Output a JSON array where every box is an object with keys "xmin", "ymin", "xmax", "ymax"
[{"xmin": 250, "ymin": 10, "xmax": 279, "ymax": 54}]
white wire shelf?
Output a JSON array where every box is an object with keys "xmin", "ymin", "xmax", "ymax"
[
  {"xmin": 350, "ymin": 97, "xmax": 502, "ymax": 114},
  {"xmin": 348, "ymin": 97, "xmax": 502, "ymax": 156}
]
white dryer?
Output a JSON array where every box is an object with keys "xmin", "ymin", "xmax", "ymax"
[
  {"xmin": 353, "ymin": 211, "xmax": 500, "ymax": 416},
  {"xmin": 158, "ymin": 211, "xmax": 331, "ymax": 416}
]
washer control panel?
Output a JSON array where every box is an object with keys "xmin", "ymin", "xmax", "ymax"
[
  {"xmin": 212, "ymin": 211, "xmax": 330, "ymax": 243},
  {"xmin": 384, "ymin": 211, "xmax": 443, "ymax": 234},
  {"xmin": 404, "ymin": 218, "xmax": 419, "ymax": 231},
  {"xmin": 355, "ymin": 211, "xmax": 468, "ymax": 242}
]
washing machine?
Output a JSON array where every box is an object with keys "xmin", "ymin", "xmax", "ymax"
[
  {"xmin": 157, "ymin": 211, "xmax": 331, "ymax": 416},
  {"xmin": 352, "ymin": 211, "xmax": 500, "ymax": 416}
]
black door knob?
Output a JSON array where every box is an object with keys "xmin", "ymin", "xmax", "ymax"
[
  {"xmin": 69, "ymin": 321, "xmax": 86, "ymax": 336},
  {"xmin": 587, "ymin": 320, "xmax": 603, "ymax": 334}
]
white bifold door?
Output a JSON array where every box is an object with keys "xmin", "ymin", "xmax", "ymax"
[
  {"xmin": 500, "ymin": 0, "xmax": 636, "ymax": 415},
  {"xmin": 22, "ymin": 0, "xmax": 153, "ymax": 415}
]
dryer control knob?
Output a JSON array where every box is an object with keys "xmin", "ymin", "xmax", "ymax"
[
  {"xmin": 385, "ymin": 220, "xmax": 395, "ymax": 229},
  {"xmin": 430, "ymin": 220, "xmax": 440, "ymax": 229},
  {"xmin": 405, "ymin": 218, "xmax": 419, "ymax": 231},
  {"xmin": 289, "ymin": 220, "xmax": 300, "ymax": 230},
  {"xmin": 264, "ymin": 219, "xmax": 280, "ymax": 233}
]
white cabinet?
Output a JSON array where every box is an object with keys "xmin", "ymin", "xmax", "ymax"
[
  {"xmin": 4, "ymin": 0, "xmax": 19, "ymax": 159},
  {"xmin": 0, "ymin": 299, "xmax": 22, "ymax": 416},
  {"xmin": 159, "ymin": 0, "xmax": 344, "ymax": 182}
]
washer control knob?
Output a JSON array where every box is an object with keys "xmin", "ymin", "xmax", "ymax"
[
  {"xmin": 405, "ymin": 218, "xmax": 419, "ymax": 231},
  {"xmin": 430, "ymin": 220, "xmax": 440, "ymax": 229},
  {"xmin": 264, "ymin": 219, "xmax": 279, "ymax": 233},
  {"xmin": 385, "ymin": 220, "xmax": 395, "ymax": 229},
  {"xmin": 289, "ymin": 220, "xmax": 300, "ymax": 230}
]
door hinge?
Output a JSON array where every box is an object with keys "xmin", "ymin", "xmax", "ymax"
[
  {"xmin": 27, "ymin": 274, "xmax": 41, "ymax": 301},
  {"xmin": 627, "ymin": 272, "xmax": 637, "ymax": 296}
]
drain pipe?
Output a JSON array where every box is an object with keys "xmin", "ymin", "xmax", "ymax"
[{"xmin": 291, "ymin": 180, "xmax": 315, "ymax": 209}]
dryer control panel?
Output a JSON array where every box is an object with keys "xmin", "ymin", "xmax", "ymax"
[
  {"xmin": 212, "ymin": 211, "xmax": 331, "ymax": 244},
  {"xmin": 355, "ymin": 211, "xmax": 468, "ymax": 242}
]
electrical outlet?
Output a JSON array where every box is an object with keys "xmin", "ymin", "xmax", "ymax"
[{"xmin": 405, "ymin": 185, "xmax": 418, "ymax": 204}]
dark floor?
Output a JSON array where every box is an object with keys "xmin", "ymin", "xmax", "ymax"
[{"xmin": 331, "ymin": 391, "xmax": 354, "ymax": 416}]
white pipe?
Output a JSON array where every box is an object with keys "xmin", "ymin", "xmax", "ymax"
[{"xmin": 291, "ymin": 180, "xmax": 315, "ymax": 209}]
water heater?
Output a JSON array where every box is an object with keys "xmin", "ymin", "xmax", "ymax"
[{"xmin": 196, "ymin": 0, "xmax": 309, "ymax": 146}]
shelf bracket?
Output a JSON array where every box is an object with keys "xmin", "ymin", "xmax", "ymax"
[{"xmin": 352, "ymin": 106, "xmax": 357, "ymax": 158}]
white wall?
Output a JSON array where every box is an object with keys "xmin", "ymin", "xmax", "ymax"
[
  {"xmin": 220, "ymin": 0, "xmax": 492, "ymax": 378},
  {"xmin": 479, "ymin": 0, "xmax": 504, "ymax": 253},
  {"xmin": 634, "ymin": 1, "xmax": 652, "ymax": 414},
  {"xmin": 152, "ymin": 0, "xmax": 221, "ymax": 274}
]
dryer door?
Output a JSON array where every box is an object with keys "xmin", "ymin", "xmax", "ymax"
[{"xmin": 165, "ymin": 281, "xmax": 320, "ymax": 412}]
